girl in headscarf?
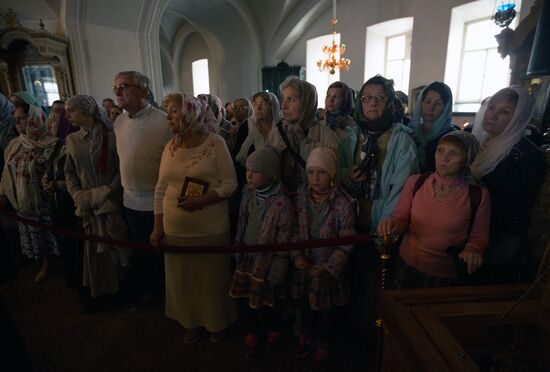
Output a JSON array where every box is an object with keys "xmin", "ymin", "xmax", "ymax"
[
  {"xmin": 266, "ymin": 76, "xmax": 339, "ymax": 192},
  {"xmin": 47, "ymin": 100, "xmax": 79, "ymax": 142},
  {"xmin": 410, "ymin": 81, "xmax": 455, "ymax": 171},
  {"xmin": 0, "ymin": 102, "xmax": 59, "ymax": 282},
  {"xmin": 321, "ymin": 81, "xmax": 355, "ymax": 139},
  {"xmin": 235, "ymin": 92, "xmax": 281, "ymax": 165},
  {"xmin": 291, "ymin": 147, "xmax": 355, "ymax": 370},
  {"xmin": 378, "ymin": 131, "xmax": 490, "ymax": 288},
  {"xmin": 63, "ymin": 95, "xmax": 129, "ymax": 311},
  {"xmin": 151, "ymin": 93, "xmax": 237, "ymax": 343},
  {"xmin": 470, "ymin": 85, "xmax": 546, "ymax": 283}
]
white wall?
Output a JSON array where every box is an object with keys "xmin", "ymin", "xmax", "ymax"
[
  {"xmin": 83, "ymin": 24, "xmax": 141, "ymax": 102},
  {"xmin": 284, "ymin": 0, "xmax": 536, "ymax": 96}
]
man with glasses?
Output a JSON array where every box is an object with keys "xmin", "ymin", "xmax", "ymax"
[{"xmin": 112, "ymin": 71, "xmax": 172, "ymax": 311}]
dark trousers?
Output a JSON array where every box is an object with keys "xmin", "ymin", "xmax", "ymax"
[
  {"xmin": 241, "ymin": 300, "xmax": 285, "ymax": 337},
  {"xmin": 123, "ymin": 207, "xmax": 164, "ymax": 297},
  {"xmin": 0, "ymin": 224, "xmax": 17, "ymax": 284},
  {"xmin": 295, "ymin": 298, "xmax": 340, "ymax": 344},
  {"xmin": 347, "ymin": 242, "xmax": 379, "ymax": 338}
]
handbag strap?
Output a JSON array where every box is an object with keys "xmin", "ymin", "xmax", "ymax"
[{"xmin": 276, "ymin": 121, "xmax": 306, "ymax": 169}]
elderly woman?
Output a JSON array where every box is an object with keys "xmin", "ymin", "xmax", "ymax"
[
  {"xmin": 470, "ymin": 86, "xmax": 546, "ymax": 283},
  {"xmin": 235, "ymin": 92, "xmax": 280, "ymax": 165},
  {"xmin": 150, "ymin": 93, "xmax": 237, "ymax": 343},
  {"xmin": 63, "ymin": 95, "xmax": 129, "ymax": 310},
  {"xmin": 320, "ymin": 81, "xmax": 355, "ymax": 139},
  {"xmin": 338, "ymin": 75, "xmax": 417, "ymax": 333},
  {"xmin": 410, "ymin": 81, "xmax": 455, "ymax": 172},
  {"xmin": 378, "ymin": 132, "xmax": 490, "ymax": 288},
  {"xmin": 0, "ymin": 102, "xmax": 58, "ymax": 282},
  {"xmin": 267, "ymin": 76, "xmax": 339, "ymax": 192},
  {"xmin": 339, "ymin": 75, "xmax": 418, "ymax": 232}
]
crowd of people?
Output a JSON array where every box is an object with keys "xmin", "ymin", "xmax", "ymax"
[{"xmin": 0, "ymin": 70, "xmax": 546, "ymax": 371}]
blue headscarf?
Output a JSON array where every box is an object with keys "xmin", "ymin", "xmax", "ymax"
[
  {"xmin": 12, "ymin": 91, "xmax": 43, "ymax": 109},
  {"xmin": 410, "ymin": 81, "xmax": 454, "ymax": 169},
  {"xmin": 0, "ymin": 93, "xmax": 17, "ymax": 157},
  {"xmin": 0, "ymin": 93, "xmax": 15, "ymax": 124}
]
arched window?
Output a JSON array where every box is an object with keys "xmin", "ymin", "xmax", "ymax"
[
  {"xmin": 444, "ymin": 0, "xmax": 522, "ymax": 112},
  {"xmin": 365, "ymin": 17, "xmax": 413, "ymax": 94},
  {"xmin": 306, "ymin": 33, "xmax": 341, "ymax": 108},
  {"xmin": 192, "ymin": 58, "xmax": 210, "ymax": 96}
]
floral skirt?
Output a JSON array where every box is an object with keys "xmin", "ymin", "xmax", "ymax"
[
  {"xmin": 18, "ymin": 213, "xmax": 59, "ymax": 259},
  {"xmin": 290, "ymin": 267, "xmax": 348, "ymax": 311},
  {"xmin": 229, "ymin": 253, "xmax": 286, "ymax": 309}
]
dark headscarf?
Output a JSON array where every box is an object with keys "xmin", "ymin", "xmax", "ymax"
[
  {"xmin": 53, "ymin": 107, "xmax": 79, "ymax": 141},
  {"xmin": 352, "ymin": 75, "xmax": 396, "ymax": 200},
  {"xmin": 325, "ymin": 81, "xmax": 354, "ymax": 129},
  {"xmin": 352, "ymin": 75, "xmax": 395, "ymax": 135}
]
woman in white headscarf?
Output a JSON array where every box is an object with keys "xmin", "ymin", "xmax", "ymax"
[
  {"xmin": 151, "ymin": 93, "xmax": 237, "ymax": 343},
  {"xmin": 0, "ymin": 102, "xmax": 59, "ymax": 282},
  {"xmin": 470, "ymin": 85, "xmax": 546, "ymax": 283},
  {"xmin": 235, "ymin": 91, "xmax": 280, "ymax": 165},
  {"xmin": 64, "ymin": 95, "xmax": 129, "ymax": 311}
]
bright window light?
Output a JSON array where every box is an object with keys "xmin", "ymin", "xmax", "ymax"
[
  {"xmin": 444, "ymin": 0, "xmax": 522, "ymax": 112},
  {"xmin": 192, "ymin": 59, "xmax": 210, "ymax": 96},
  {"xmin": 384, "ymin": 33, "xmax": 411, "ymax": 93},
  {"xmin": 364, "ymin": 17, "xmax": 413, "ymax": 95},
  {"xmin": 306, "ymin": 34, "xmax": 341, "ymax": 108}
]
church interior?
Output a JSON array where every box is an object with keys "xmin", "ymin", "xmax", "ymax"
[{"xmin": 1, "ymin": 0, "xmax": 550, "ymax": 371}]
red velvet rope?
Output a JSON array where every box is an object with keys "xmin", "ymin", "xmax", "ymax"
[{"xmin": 0, "ymin": 210, "xmax": 371, "ymax": 253}]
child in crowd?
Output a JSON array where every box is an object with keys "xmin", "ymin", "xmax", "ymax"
[
  {"xmin": 291, "ymin": 147, "xmax": 356, "ymax": 371},
  {"xmin": 229, "ymin": 146, "xmax": 295, "ymax": 359}
]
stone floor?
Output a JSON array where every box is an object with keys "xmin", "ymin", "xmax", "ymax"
[{"xmin": 1, "ymin": 254, "xmax": 377, "ymax": 372}]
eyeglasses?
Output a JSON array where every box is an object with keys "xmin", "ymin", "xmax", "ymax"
[
  {"xmin": 361, "ymin": 94, "xmax": 387, "ymax": 104},
  {"xmin": 234, "ymin": 106, "xmax": 249, "ymax": 111},
  {"xmin": 112, "ymin": 84, "xmax": 139, "ymax": 94}
]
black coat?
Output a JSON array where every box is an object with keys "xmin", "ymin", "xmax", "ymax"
[{"xmin": 482, "ymin": 138, "xmax": 546, "ymax": 236}]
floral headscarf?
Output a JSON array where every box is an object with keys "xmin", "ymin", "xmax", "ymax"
[
  {"xmin": 21, "ymin": 105, "xmax": 57, "ymax": 149},
  {"xmin": 169, "ymin": 94, "xmax": 219, "ymax": 155},
  {"xmin": 470, "ymin": 85, "xmax": 534, "ymax": 178}
]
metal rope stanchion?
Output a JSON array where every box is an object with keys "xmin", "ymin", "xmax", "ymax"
[{"xmin": 375, "ymin": 234, "xmax": 394, "ymax": 371}]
